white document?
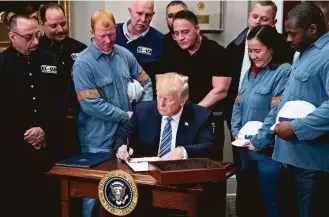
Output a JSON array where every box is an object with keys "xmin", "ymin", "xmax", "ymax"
[{"xmin": 125, "ymin": 157, "xmax": 160, "ymax": 172}]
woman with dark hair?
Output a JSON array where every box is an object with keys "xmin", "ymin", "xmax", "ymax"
[{"xmin": 231, "ymin": 25, "xmax": 291, "ymax": 217}]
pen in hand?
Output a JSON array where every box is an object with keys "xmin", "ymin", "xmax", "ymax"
[
  {"xmin": 126, "ymin": 138, "xmax": 133, "ymax": 162},
  {"xmin": 127, "ymin": 146, "xmax": 131, "ymax": 162}
]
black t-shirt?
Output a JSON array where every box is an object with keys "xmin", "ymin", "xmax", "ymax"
[
  {"xmin": 160, "ymin": 36, "xmax": 230, "ymax": 110},
  {"xmin": 162, "ymin": 32, "xmax": 181, "ymax": 56}
]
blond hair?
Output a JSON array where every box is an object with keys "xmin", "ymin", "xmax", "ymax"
[
  {"xmin": 91, "ymin": 10, "xmax": 116, "ymax": 32},
  {"xmin": 156, "ymin": 73, "xmax": 189, "ymax": 103}
]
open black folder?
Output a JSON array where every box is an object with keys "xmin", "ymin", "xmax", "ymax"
[{"xmin": 55, "ymin": 152, "xmax": 111, "ymax": 168}]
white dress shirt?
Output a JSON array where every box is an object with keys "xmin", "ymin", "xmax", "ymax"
[
  {"xmin": 239, "ymin": 30, "xmax": 251, "ymax": 90},
  {"xmin": 158, "ymin": 106, "xmax": 188, "ymax": 158}
]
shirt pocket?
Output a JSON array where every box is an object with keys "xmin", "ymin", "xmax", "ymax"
[
  {"xmin": 121, "ymin": 71, "xmax": 132, "ymax": 92},
  {"xmin": 121, "ymin": 71, "xmax": 132, "ymax": 81},
  {"xmin": 252, "ymin": 86, "xmax": 272, "ymax": 110},
  {"xmin": 96, "ymin": 76, "xmax": 114, "ymax": 101},
  {"xmin": 288, "ymin": 69, "xmax": 311, "ymax": 99}
]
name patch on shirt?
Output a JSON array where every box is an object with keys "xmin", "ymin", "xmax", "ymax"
[
  {"xmin": 137, "ymin": 46, "xmax": 152, "ymax": 56},
  {"xmin": 71, "ymin": 53, "xmax": 79, "ymax": 60},
  {"xmin": 41, "ymin": 65, "xmax": 58, "ymax": 74}
]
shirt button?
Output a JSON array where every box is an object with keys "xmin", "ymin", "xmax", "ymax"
[
  {"xmin": 31, "ymin": 85, "xmax": 34, "ymax": 88},
  {"xmin": 34, "ymin": 121, "xmax": 37, "ymax": 124},
  {"xmin": 62, "ymin": 62, "xmax": 65, "ymax": 65},
  {"xmin": 28, "ymin": 62, "xmax": 30, "ymax": 64},
  {"xmin": 34, "ymin": 109, "xmax": 37, "ymax": 113},
  {"xmin": 29, "ymin": 73, "xmax": 32, "ymax": 76},
  {"xmin": 33, "ymin": 97, "xmax": 36, "ymax": 100}
]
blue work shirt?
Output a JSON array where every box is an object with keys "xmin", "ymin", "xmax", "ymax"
[
  {"xmin": 232, "ymin": 64, "xmax": 290, "ymax": 160},
  {"xmin": 73, "ymin": 41, "xmax": 153, "ymax": 154},
  {"xmin": 273, "ymin": 32, "xmax": 329, "ymax": 172}
]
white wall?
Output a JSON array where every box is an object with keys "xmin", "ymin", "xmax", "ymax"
[
  {"xmin": 206, "ymin": 1, "xmax": 248, "ymax": 47},
  {"xmin": 71, "ymin": 1, "xmax": 106, "ymax": 45},
  {"xmin": 274, "ymin": 0, "xmax": 284, "ymax": 33},
  {"xmin": 70, "ymin": 1, "xmax": 249, "ymax": 47}
]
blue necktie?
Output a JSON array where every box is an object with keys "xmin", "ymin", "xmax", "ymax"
[{"xmin": 158, "ymin": 117, "xmax": 172, "ymax": 157}]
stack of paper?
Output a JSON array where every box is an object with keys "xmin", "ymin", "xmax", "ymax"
[{"xmin": 125, "ymin": 157, "xmax": 160, "ymax": 172}]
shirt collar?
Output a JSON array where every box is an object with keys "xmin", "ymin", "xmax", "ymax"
[
  {"xmin": 313, "ymin": 32, "xmax": 329, "ymax": 50},
  {"xmin": 123, "ymin": 20, "xmax": 150, "ymax": 43},
  {"xmin": 89, "ymin": 39, "xmax": 117, "ymax": 59},
  {"xmin": 41, "ymin": 35, "xmax": 68, "ymax": 49},
  {"xmin": 162, "ymin": 106, "xmax": 184, "ymax": 125}
]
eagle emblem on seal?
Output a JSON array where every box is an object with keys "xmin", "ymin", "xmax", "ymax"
[{"xmin": 110, "ymin": 182, "xmax": 129, "ymax": 205}]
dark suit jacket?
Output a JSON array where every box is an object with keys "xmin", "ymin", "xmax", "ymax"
[
  {"xmin": 225, "ymin": 28, "xmax": 249, "ymax": 128},
  {"xmin": 114, "ymin": 101, "xmax": 214, "ymax": 158}
]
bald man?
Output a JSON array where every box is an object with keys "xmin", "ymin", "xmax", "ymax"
[{"xmin": 116, "ymin": 0, "xmax": 163, "ymax": 94}]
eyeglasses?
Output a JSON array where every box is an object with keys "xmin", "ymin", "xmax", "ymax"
[{"xmin": 13, "ymin": 31, "xmax": 43, "ymax": 41}]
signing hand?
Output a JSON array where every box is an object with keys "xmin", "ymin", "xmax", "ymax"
[
  {"xmin": 161, "ymin": 147, "xmax": 184, "ymax": 160},
  {"xmin": 116, "ymin": 145, "xmax": 133, "ymax": 161},
  {"xmin": 274, "ymin": 122, "xmax": 296, "ymax": 141},
  {"xmin": 24, "ymin": 127, "xmax": 46, "ymax": 150}
]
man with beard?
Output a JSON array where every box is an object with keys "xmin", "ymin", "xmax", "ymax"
[
  {"xmin": 39, "ymin": 3, "xmax": 87, "ymax": 160},
  {"xmin": 1, "ymin": 14, "xmax": 65, "ymax": 217}
]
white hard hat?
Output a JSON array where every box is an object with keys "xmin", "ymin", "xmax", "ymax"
[
  {"xmin": 232, "ymin": 121, "xmax": 263, "ymax": 147},
  {"xmin": 270, "ymin": 100, "xmax": 316, "ymax": 131},
  {"xmin": 127, "ymin": 79, "xmax": 144, "ymax": 103}
]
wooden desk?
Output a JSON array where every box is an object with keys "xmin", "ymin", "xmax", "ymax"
[{"xmin": 48, "ymin": 159, "xmax": 235, "ymax": 217}]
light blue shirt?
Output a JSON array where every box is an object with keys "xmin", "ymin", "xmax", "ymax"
[
  {"xmin": 232, "ymin": 63, "xmax": 290, "ymax": 160},
  {"xmin": 273, "ymin": 32, "xmax": 329, "ymax": 172},
  {"xmin": 73, "ymin": 41, "xmax": 153, "ymax": 153}
]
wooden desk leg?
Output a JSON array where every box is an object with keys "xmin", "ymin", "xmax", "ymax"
[
  {"xmin": 187, "ymin": 194, "xmax": 198, "ymax": 217},
  {"xmin": 61, "ymin": 180, "xmax": 70, "ymax": 217},
  {"xmin": 99, "ymin": 201, "xmax": 107, "ymax": 217}
]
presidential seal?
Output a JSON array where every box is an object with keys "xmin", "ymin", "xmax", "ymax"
[{"xmin": 98, "ymin": 170, "xmax": 138, "ymax": 216}]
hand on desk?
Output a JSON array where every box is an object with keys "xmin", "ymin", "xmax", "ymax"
[
  {"xmin": 116, "ymin": 145, "xmax": 134, "ymax": 161},
  {"xmin": 161, "ymin": 147, "xmax": 185, "ymax": 160},
  {"xmin": 24, "ymin": 127, "xmax": 46, "ymax": 150}
]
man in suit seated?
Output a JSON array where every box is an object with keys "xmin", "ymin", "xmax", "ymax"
[{"xmin": 115, "ymin": 72, "xmax": 214, "ymax": 160}]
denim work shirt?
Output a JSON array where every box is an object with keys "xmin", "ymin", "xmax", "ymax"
[
  {"xmin": 232, "ymin": 63, "xmax": 290, "ymax": 160},
  {"xmin": 73, "ymin": 41, "xmax": 153, "ymax": 153},
  {"xmin": 273, "ymin": 32, "xmax": 329, "ymax": 172}
]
